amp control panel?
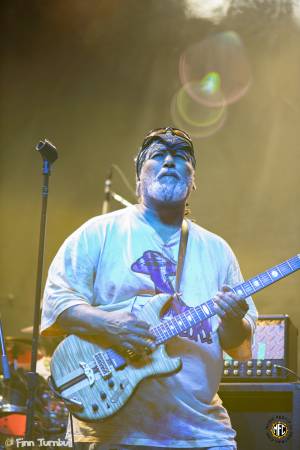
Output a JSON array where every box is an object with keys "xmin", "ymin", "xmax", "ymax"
[
  {"xmin": 222, "ymin": 358, "xmax": 285, "ymax": 380},
  {"xmin": 221, "ymin": 315, "xmax": 298, "ymax": 382}
]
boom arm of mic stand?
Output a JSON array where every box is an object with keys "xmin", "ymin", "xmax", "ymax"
[{"xmin": 111, "ymin": 191, "xmax": 132, "ymax": 208}]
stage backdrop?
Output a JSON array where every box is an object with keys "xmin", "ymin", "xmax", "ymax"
[{"xmin": 1, "ymin": 1, "xmax": 299, "ymax": 372}]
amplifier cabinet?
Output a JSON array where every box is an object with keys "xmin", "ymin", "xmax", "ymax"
[
  {"xmin": 222, "ymin": 315, "xmax": 298, "ymax": 382},
  {"xmin": 219, "ymin": 382, "xmax": 300, "ymax": 450}
]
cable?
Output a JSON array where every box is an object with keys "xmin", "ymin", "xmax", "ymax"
[
  {"xmin": 70, "ymin": 413, "xmax": 76, "ymax": 450},
  {"xmin": 273, "ymin": 364, "xmax": 300, "ymax": 381},
  {"xmin": 111, "ymin": 164, "xmax": 136, "ymax": 198}
]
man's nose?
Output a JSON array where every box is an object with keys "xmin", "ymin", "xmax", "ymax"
[{"xmin": 163, "ymin": 153, "xmax": 175, "ymax": 167}]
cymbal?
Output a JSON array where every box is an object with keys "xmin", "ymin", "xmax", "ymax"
[
  {"xmin": 20, "ymin": 325, "xmax": 33, "ymax": 334},
  {"xmin": 20, "ymin": 325, "xmax": 42, "ymax": 334},
  {"xmin": 5, "ymin": 336, "xmax": 32, "ymax": 344}
]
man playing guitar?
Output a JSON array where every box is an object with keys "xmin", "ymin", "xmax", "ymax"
[{"xmin": 41, "ymin": 127, "xmax": 257, "ymax": 450}]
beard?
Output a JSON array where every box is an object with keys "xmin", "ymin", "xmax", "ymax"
[{"xmin": 140, "ymin": 174, "xmax": 192, "ymax": 203}]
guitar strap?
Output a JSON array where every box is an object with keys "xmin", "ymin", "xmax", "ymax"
[
  {"xmin": 174, "ymin": 219, "xmax": 212, "ymax": 344},
  {"xmin": 175, "ymin": 218, "xmax": 189, "ymax": 297},
  {"xmin": 135, "ymin": 219, "xmax": 189, "ymax": 299}
]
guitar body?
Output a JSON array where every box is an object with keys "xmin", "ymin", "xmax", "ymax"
[{"xmin": 50, "ymin": 293, "xmax": 182, "ymax": 422}]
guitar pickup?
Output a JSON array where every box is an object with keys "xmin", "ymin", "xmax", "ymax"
[
  {"xmin": 106, "ymin": 349, "xmax": 126, "ymax": 370},
  {"xmin": 93, "ymin": 352, "xmax": 112, "ymax": 379}
]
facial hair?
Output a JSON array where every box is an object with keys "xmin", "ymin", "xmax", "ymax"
[{"xmin": 140, "ymin": 172, "xmax": 193, "ymax": 203}]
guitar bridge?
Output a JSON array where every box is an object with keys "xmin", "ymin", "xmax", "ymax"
[{"xmin": 93, "ymin": 352, "xmax": 112, "ymax": 379}]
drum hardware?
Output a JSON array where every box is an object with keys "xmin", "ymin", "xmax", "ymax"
[
  {"xmin": 0, "ymin": 319, "xmax": 10, "ymax": 381},
  {"xmin": 0, "ymin": 365, "xmax": 68, "ymax": 440},
  {"xmin": 1, "ymin": 330, "xmax": 68, "ymax": 440}
]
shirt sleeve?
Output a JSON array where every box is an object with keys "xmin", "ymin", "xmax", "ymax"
[{"xmin": 40, "ymin": 223, "xmax": 99, "ymax": 336}]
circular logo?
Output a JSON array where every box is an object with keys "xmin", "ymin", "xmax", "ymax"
[{"xmin": 266, "ymin": 416, "xmax": 292, "ymax": 443}]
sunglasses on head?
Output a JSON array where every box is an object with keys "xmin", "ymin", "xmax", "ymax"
[{"xmin": 142, "ymin": 127, "xmax": 193, "ymax": 149}]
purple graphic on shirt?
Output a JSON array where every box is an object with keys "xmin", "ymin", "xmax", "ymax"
[
  {"xmin": 131, "ymin": 251, "xmax": 176, "ymax": 294},
  {"xmin": 131, "ymin": 250, "xmax": 212, "ymax": 343}
]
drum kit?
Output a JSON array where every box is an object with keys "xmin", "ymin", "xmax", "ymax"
[{"xmin": 0, "ymin": 328, "xmax": 69, "ymax": 445}]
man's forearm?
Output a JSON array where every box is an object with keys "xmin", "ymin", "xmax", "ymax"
[
  {"xmin": 56, "ymin": 304, "xmax": 111, "ymax": 337},
  {"xmin": 55, "ymin": 303, "xmax": 155, "ymax": 354},
  {"xmin": 218, "ymin": 317, "xmax": 251, "ymax": 351}
]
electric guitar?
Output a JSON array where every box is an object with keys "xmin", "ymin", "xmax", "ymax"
[{"xmin": 49, "ymin": 254, "xmax": 300, "ymax": 422}]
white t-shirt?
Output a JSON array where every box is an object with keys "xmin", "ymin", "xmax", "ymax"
[{"xmin": 41, "ymin": 205, "xmax": 257, "ymax": 448}]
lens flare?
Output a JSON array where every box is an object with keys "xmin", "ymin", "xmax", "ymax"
[
  {"xmin": 179, "ymin": 31, "xmax": 252, "ymax": 107},
  {"xmin": 200, "ymin": 72, "xmax": 221, "ymax": 94},
  {"xmin": 177, "ymin": 82, "xmax": 225, "ymax": 127},
  {"xmin": 171, "ymin": 86, "xmax": 227, "ymax": 139},
  {"xmin": 188, "ymin": 72, "xmax": 224, "ymax": 108}
]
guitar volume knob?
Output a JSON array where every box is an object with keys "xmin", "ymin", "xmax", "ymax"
[{"xmin": 100, "ymin": 391, "xmax": 107, "ymax": 400}]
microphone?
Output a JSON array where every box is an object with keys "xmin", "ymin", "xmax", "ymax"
[
  {"xmin": 36, "ymin": 138, "xmax": 58, "ymax": 175},
  {"xmin": 102, "ymin": 167, "xmax": 113, "ymax": 214},
  {"xmin": 36, "ymin": 139, "xmax": 58, "ymax": 163}
]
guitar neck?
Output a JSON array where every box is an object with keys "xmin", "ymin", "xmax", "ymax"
[{"xmin": 151, "ymin": 254, "xmax": 300, "ymax": 345}]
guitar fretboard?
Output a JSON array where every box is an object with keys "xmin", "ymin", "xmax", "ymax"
[{"xmin": 151, "ymin": 254, "xmax": 300, "ymax": 345}]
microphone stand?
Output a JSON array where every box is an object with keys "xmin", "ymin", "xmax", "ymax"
[
  {"xmin": 25, "ymin": 139, "xmax": 58, "ymax": 440},
  {"xmin": 102, "ymin": 168, "xmax": 112, "ymax": 214},
  {"xmin": 101, "ymin": 167, "xmax": 133, "ymax": 214}
]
